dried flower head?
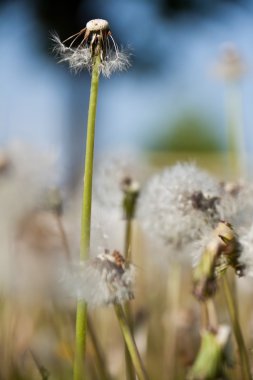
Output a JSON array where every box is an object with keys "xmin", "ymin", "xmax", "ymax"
[
  {"xmin": 193, "ymin": 221, "xmax": 243, "ymax": 301},
  {"xmin": 52, "ymin": 18, "xmax": 130, "ymax": 77},
  {"xmin": 137, "ymin": 163, "xmax": 222, "ymax": 263},
  {"xmin": 61, "ymin": 249, "xmax": 135, "ymax": 306}
]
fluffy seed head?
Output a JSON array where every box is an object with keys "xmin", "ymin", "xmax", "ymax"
[
  {"xmin": 61, "ymin": 250, "xmax": 135, "ymax": 306},
  {"xmin": 137, "ymin": 163, "xmax": 222, "ymax": 264}
]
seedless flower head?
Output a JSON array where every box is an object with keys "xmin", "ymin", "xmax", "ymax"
[
  {"xmin": 52, "ymin": 18, "xmax": 130, "ymax": 77},
  {"xmin": 62, "ymin": 249, "xmax": 135, "ymax": 306}
]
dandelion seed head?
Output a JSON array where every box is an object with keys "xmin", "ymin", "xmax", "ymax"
[
  {"xmin": 137, "ymin": 163, "xmax": 222, "ymax": 264},
  {"xmin": 52, "ymin": 19, "xmax": 130, "ymax": 77},
  {"xmin": 218, "ymin": 180, "xmax": 253, "ymax": 230},
  {"xmin": 86, "ymin": 19, "xmax": 109, "ymax": 32},
  {"xmin": 238, "ymin": 226, "xmax": 253, "ymax": 277},
  {"xmin": 61, "ymin": 250, "xmax": 135, "ymax": 306},
  {"xmin": 93, "ymin": 153, "xmax": 147, "ymax": 213}
]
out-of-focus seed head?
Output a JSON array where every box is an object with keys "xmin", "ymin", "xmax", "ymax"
[
  {"xmin": 137, "ymin": 163, "xmax": 222, "ymax": 264},
  {"xmin": 214, "ymin": 43, "xmax": 246, "ymax": 81},
  {"xmin": 121, "ymin": 176, "xmax": 140, "ymax": 220},
  {"xmin": 61, "ymin": 249, "xmax": 135, "ymax": 306}
]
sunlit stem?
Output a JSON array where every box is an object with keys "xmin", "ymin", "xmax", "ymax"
[
  {"xmin": 114, "ymin": 304, "xmax": 149, "ymax": 380},
  {"xmin": 124, "ymin": 218, "xmax": 136, "ymax": 380},
  {"xmin": 222, "ymin": 273, "xmax": 251, "ymax": 380},
  {"xmin": 73, "ymin": 54, "xmax": 101, "ymax": 380}
]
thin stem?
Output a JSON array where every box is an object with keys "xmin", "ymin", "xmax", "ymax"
[
  {"xmin": 87, "ymin": 317, "xmax": 112, "ymax": 380},
  {"xmin": 124, "ymin": 218, "xmax": 135, "ymax": 380},
  {"xmin": 73, "ymin": 55, "xmax": 101, "ymax": 380},
  {"xmin": 222, "ymin": 273, "xmax": 251, "ymax": 380},
  {"xmin": 124, "ymin": 219, "xmax": 132, "ymax": 262},
  {"xmin": 205, "ymin": 298, "xmax": 218, "ymax": 332},
  {"xmin": 29, "ymin": 349, "xmax": 50, "ymax": 380},
  {"xmin": 114, "ymin": 304, "xmax": 149, "ymax": 380},
  {"xmin": 55, "ymin": 213, "xmax": 71, "ymax": 262}
]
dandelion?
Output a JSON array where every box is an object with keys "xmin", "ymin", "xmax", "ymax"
[
  {"xmin": 52, "ymin": 19, "xmax": 130, "ymax": 77},
  {"xmin": 61, "ymin": 249, "xmax": 149, "ymax": 380},
  {"xmin": 213, "ymin": 43, "xmax": 246, "ymax": 176},
  {"xmin": 63, "ymin": 249, "xmax": 135, "ymax": 306},
  {"xmin": 214, "ymin": 43, "xmax": 246, "ymax": 82},
  {"xmin": 93, "ymin": 153, "xmax": 147, "ymax": 213},
  {"xmin": 137, "ymin": 163, "xmax": 222, "ymax": 264},
  {"xmin": 53, "ymin": 19, "xmax": 131, "ymax": 379}
]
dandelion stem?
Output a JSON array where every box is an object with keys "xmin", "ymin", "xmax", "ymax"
[
  {"xmin": 87, "ymin": 317, "xmax": 112, "ymax": 380},
  {"xmin": 29, "ymin": 349, "xmax": 50, "ymax": 380},
  {"xmin": 124, "ymin": 218, "xmax": 136, "ymax": 380},
  {"xmin": 114, "ymin": 304, "xmax": 149, "ymax": 380},
  {"xmin": 73, "ymin": 55, "xmax": 101, "ymax": 380},
  {"xmin": 222, "ymin": 273, "xmax": 251, "ymax": 380},
  {"xmin": 55, "ymin": 213, "xmax": 71, "ymax": 262}
]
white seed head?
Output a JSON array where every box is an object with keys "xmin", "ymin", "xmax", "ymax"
[
  {"xmin": 137, "ymin": 163, "xmax": 222, "ymax": 264},
  {"xmin": 86, "ymin": 19, "xmax": 110, "ymax": 32},
  {"xmin": 239, "ymin": 225, "xmax": 253, "ymax": 277},
  {"xmin": 61, "ymin": 250, "xmax": 135, "ymax": 306},
  {"xmin": 218, "ymin": 180, "xmax": 253, "ymax": 231},
  {"xmin": 52, "ymin": 20, "xmax": 130, "ymax": 77},
  {"xmin": 93, "ymin": 153, "xmax": 148, "ymax": 213}
]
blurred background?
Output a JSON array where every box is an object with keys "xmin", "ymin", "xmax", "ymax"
[
  {"xmin": 1, "ymin": 0, "xmax": 253, "ymax": 184},
  {"xmin": 1, "ymin": 2, "xmax": 253, "ymax": 379}
]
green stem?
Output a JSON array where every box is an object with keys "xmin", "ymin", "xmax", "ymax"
[
  {"xmin": 124, "ymin": 219, "xmax": 132, "ymax": 262},
  {"xmin": 114, "ymin": 304, "xmax": 149, "ymax": 380},
  {"xmin": 87, "ymin": 317, "xmax": 112, "ymax": 380},
  {"xmin": 124, "ymin": 218, "xmax": 135, "ymax": 380},
  {"xmin": 222, "ymin": 273, "xmax": 251, "ymax": 380},
  {"xmin": 73, "ymin": 56, "xmax": 100, "ymax": 380}
]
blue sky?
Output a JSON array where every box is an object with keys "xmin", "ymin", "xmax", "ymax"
[{"xmin": 1, "ymin": 1, "xmax": 253, "ymax": 179}]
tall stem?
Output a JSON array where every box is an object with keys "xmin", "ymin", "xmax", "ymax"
[
  {"xmin": 124, "ymin": 219, "xmax": 135, "ymax": 380},
  {"xmin": 114, "ymin": 304, "xmax": 149, "ymax": 380},
  {"xmin": 222, "ymin": 273, "xmax": 251, "ymax": 380},
  {"xmin": 73, "ymin": 56, "xmax": 100, "ymax": 380}
]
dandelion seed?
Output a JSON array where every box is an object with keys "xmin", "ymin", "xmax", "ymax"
[
  {"xmin": 137, "ymin": 163, "xmax": 222, "ymax": 264},
  {"xmin": 62, "ymin": 249, "xmax": 135, "ymax": 306},
  {"xmin": 52, "ymin": 19, "xmax": 130, "ymax": 77}
]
